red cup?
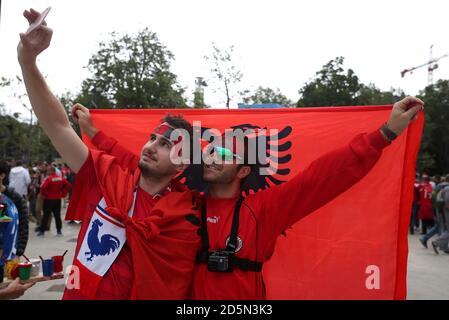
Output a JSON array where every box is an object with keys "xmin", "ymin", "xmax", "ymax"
[
  {"xmin": 52, "ymin": 256, "xmax": 64, "ymax": 273},
  {"xmin": 11, "ymin": 266, "xmax": 19, "ymax": 279}
]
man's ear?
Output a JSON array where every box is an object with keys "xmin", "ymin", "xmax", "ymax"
[
  {"xmin": 0, "ymin": 173, "xmax": 5, "ymax": 181},
  {"xmin": 237, "ymin": 166, "xmax": 251, "ymax": 180}
]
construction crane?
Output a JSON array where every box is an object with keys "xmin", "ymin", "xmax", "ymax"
[{"xmin": 400, "ymin": 45, "xmax": 449, "ymax": 85}]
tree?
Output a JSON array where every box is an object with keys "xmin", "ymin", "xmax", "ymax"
[
  {"xmin": 205, "ymin": 44, "xmax": 243, "ymax": 109},
  {"xmin": 297, "ymin": 57, "xmax": 362, "ymax": 107},
  {"xmin": 416, "ymin": 80, "xmax": 449, "ymax": 174},
  {"xmin": 297, "ymin": 57, "xmax": 406, "ymax": 107},
  {"xmin": 357, "ymin": 84, "xmax": 406, "ymax": 105},
  {"xmin": 242, "ymin": 86, "xmax": 292, "ymax": 106},
  {"xmin": 1, "ymin": 76, "xmax": 35, "ymax": 162},
  {"xmin": 1, "ymin": 76, "xmax": 60, "ymax": 163},
  {"xmin": 0, "ymin": 108, "xmax": 57, "ymax": 163},
  {"xmin": 77, "ymin": 28, "xmax": 187, "ymax": 109}
]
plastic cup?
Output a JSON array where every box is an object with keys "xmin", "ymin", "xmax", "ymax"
[
  {"xmin": 5, "ymin": 260, "xmax": 19, "ymax": 280},
  {"xmin": 42, "ymin": 259, "xmax": 54, "ymax": 277},
  {"xmin": 52, "ymin": 255, "xmax": 64, "ymax": 273},
  {"xmin": 18, "ymin": 262, "xmax": 32, "ymax": 280},
  {"xmin": 29, "ymin": 259, "xmax": 41, "ymax": 277}
]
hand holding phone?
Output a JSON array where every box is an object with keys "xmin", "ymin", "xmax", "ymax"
[{"xmin": 25, "ymin": 7, "xmax": 51, "ymax": 35}]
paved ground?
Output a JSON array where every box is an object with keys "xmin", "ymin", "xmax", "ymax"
[
  {"xmin": 407, "ymin": 232, "xmax": 449, "ymax": 299},
  {"xmin": 14, "ymin": 209, "xmax": 449, "ymax": 300}
]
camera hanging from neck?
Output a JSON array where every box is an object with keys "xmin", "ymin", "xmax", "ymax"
[{"xmin": 196, "ymin": 197, "xmax": 263, "ymax": 272}]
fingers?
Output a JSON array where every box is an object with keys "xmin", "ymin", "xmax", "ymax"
[
  {"xmin": 71, "ymin": 103, "xmax": 89, "ymax": 120},
  {"xmin": 23, "ymin": 8, "xmax": 40, "ymax": 24},
  {"xmin": 30, "ymin": 8, "xmax": 40, "ymax": 15},
  {"xmin": 403, "ymin": 104, "xmax": 423, "ymax": 120},
  {"xmin": 22, "ymin": 281, "xmax": 36, "ymax": 290},
  {"xmin": 396, "ymin": 96, "xmax": 424, "ymax": 111},
  {"xmin": 71, "ymin": 104, "xmax": 81, "ymax": 120}
]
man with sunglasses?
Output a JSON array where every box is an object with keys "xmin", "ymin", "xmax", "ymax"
[{"xmin": 17, "ymin": 9, "xmax": 201, "ymax": 299}]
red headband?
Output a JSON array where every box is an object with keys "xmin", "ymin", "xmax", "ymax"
[{"xmin": 154, "ymin": 123, "xmax": 183, "ymax": 145}]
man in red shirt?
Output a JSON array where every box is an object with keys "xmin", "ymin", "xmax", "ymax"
[
  {"xmin": 38, "ymin": 166, "xmax": 71, "ymax": 236},
  {"xmin": 18, "ymin": 8, "xmax": 201, "ymax": 300},
  {"xmin": 79, "ymin": 94, "xmax": 424, "ymax": 299},
  {"xmin": 190, "ymin": 95, "xmax": 423, "ymax": 299}
]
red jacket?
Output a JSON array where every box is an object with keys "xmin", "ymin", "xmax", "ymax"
[
  {"xmin": 64, "ymin": 150, "xmax": 201, "ymax": 299},
  {"xmin": 40, "ymin": 174, "xmax": 71, "ymax": 200}
]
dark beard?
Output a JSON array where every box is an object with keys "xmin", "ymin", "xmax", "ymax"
[
  {"xmin": 138, "ymin": 159, "xmax": 157, "ymax": 178},
  {"xmin": 203, "ymin": 168, "xmax": 236, "ymax": 184}
]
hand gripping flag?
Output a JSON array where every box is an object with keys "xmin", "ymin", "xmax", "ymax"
[{"xmin": 76, "ymin": 105, "xmax": 423, "ymax": 300}]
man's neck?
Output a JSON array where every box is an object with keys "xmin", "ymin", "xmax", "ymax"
[
  {"xmin": 208, "ymin": 181, "xmax": 241, "ymax": 199},
  {"xmin": 138, "ymin": 175, "xmax": 172, "ymax": 196}
]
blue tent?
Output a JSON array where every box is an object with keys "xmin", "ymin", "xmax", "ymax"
[{"xmin": 237, "ymin": 103, "xmax": 285, "ymax": 109}]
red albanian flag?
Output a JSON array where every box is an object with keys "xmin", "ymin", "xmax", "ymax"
[{"xmin": 83, "ymin": 106, "xmax": 423, "ymax": 300}]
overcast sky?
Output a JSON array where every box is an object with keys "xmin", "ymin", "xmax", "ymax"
[{"xmin": 1, "ymin": 0, "xmax": 449, "ymax": 117}]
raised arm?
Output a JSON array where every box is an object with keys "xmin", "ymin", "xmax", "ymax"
[
  {"xmin": 72, "ymin": 104, "xmax": 140, "ymax": 171},
  {"xmin": 256, "ymin": 96, "xmax": 424, "ymax": 237},
  {"xmin": 17, "ymin": 8, "xmax": 87, "ymax": 173}
]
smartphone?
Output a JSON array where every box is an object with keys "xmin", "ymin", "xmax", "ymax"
[{"xmin": 26, "ymin": 7, "xmax": 52, "ymax": 35}]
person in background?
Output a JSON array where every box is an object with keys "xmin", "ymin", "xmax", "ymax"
[
  {"xmin": 431, "ymin": 175, "xmax": 449, "ymax": 254},
  {"xmin": 27, "ymin": 167, "xmax": 40, "ymax": 223},
  {"xmin": 8, "ymin": 160, "xmax": 31, "ymax": 201},
  {"xmin": 418, "ymin": 174, "xmax": 434, "ymax": 237},
  {"xmin": 0, "ymin": 161, "xmax": 29, "ymax": 258},
  {"xmin": 61, "ymin": 164, "xmax": 71, "ymax": 208},
  {"xmin": 410, "ymin": 175, "xmax": 421, "ymax": 235},
  {"xmin": 51, "ymin": 162, "xmax": 62, "ymax": 177},
  {"xmin": 37, "ymin": 166, "xmax": 71, "ymax": 236},
  {"xmin": 35, "ymin": 162, "xmax": 51, "ymax": 232}
]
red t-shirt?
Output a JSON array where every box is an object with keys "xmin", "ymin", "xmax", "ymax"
[{"xmin": 63, "ymin": 154, "xmax": 171, "ymax": 300}]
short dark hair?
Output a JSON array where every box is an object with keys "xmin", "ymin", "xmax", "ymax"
[
  {"xmin": 0, "ymin": 160, "xmax": 11, "ymax": 185},
  {"xmin": 0, "ymin": 160, "xmax": 10, "ymax": 176},
  {"xmin": 161, "ymin": 114, "xmax": 193, "ymax": 163},
  {"xmin": 15, "ymin": 160, "xmax": 23, "ymax": 167},
  {"xmin": 161, "ymin": 114, "xmax": 193, "ymax": 138}
]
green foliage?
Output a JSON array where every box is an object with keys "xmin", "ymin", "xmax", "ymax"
[
  {"xmin": 0, "ymin": 109, "xmax": 57, "ymax": 163},
  {"xmin": 357, "ymin": 84, "xmax": 406, "ymax": 105},
  {"xmin": 242, "ymin": 86, "xmax": 292, "ymax": 106},
  {"xmin": 297, "ymin": 57, "xmax": 361, "ymax": 107},
  {"xmin": 416, "ymin": 80, "xmax": 449, "ymax": 175},
  {"xmin": 297, "ymin": 57, "xmax": 404, "ymax": 107},
  {"xmin": 77, "ymin": 28, "xmax": 187, "ymax": 109}
]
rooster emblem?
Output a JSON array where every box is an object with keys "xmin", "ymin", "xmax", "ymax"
[{"xmin": 84, "ymin": 219, "xmax": 121, "ymax": 262}]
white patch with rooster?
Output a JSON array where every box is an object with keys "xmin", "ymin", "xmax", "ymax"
[{"xmin": 76, "ymin": 195, "xmax": 136, "ymax": 276}]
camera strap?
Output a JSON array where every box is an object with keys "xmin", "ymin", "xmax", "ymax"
[{"xmin": 196, "ymin": 197, "xmax": 263, "ymax": 272}]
